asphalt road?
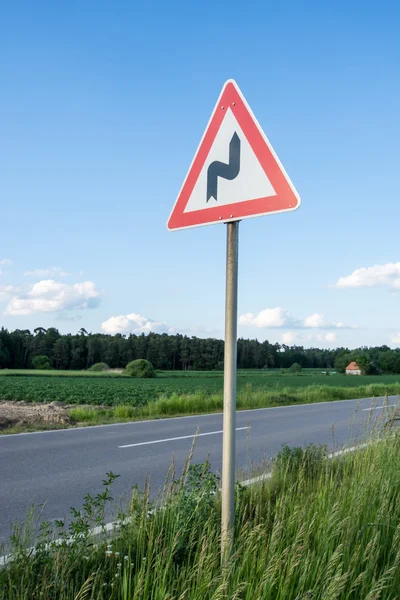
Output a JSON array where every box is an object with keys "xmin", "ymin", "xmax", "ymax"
[{"xmin": 1, "ymin": 396, "xmax": 398, "ymax": 546}]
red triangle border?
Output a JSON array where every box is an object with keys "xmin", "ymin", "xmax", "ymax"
[{"xmin": 168, "ymin": 80, "xmax": 300, "ymax": 231}]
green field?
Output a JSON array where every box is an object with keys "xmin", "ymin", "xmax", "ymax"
[{"xmin": 1, "ymin": 369, "xmax": 400, "ymax": 406}]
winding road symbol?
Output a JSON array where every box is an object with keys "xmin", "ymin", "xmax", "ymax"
[{"xmin": 206, "ymin": 132, "xmax": 241, "ymax": 202}]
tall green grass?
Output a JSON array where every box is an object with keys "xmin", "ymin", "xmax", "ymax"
[
  {"xmin": 67, "ymin": 383, "xmax": 400, "ymax": 426},
  {"xmin": 2, "ymin": 430, "xmax": 400, "ymax": 599}
]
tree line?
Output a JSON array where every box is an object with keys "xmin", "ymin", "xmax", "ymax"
[{"xmin": 0, "ymin": 326, "xmax": 400, "ymax": 373}]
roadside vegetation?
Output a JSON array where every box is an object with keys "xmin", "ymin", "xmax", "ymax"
[
  {"xmin": 66, "ymin": 383, "xmax": 400, "ymax": 427},
  {"xmin": 1, "ymin": 370, "xmax": 400, "ymax": 432},
  {"xmin": 1, "ymin": 431, "xmax": 400, "ymax": 599}
]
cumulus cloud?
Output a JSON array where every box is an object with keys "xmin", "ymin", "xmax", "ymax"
[
  {"xmin": 239, "ymin": 307, "xmax": 292, "ymax": 328},
  {"xmin": 335, "ymin": 263, "xmax": 400, "ymax": 290},
  {"xmin": 391, "ymin": 332, "xmax": 400, "ymax": 345},
  {"xmin": 240, "ymin": 308, "xmax": 349, "ymax": 331},
  {"xmin": 282, "ymin": 332, "xmax": 297, "ymax": 344},
  {"xmin": 322, "ymin": 332, "xmax": 337, "ymax": 343},
  {"xmin": 25, "ymin": 267, "xmax": 69, "ymax": 277},
  {"xmin": 0, "ymin": 285, "xmax": 21, "ymax": 301},
  {"xmin": 102, "ymin": 313, "xmax": 173, "ymax": 335},
  {"xmin": 280, "ymin": 331, "xmax": 338, "ymax": 346},
  {"xmin": 304, "ymin": 313, "xmax": 326, "ymax": 328},
  {"xmin": 4, "ymin": 280, "xmax": 100, "ymax": 315},
  {"xmin": 307, "ymin": 332, "xmax": 337, "ymax": 343}
]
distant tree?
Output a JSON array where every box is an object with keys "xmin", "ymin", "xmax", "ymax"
[
  {"xmin": 32, "ymin": 355, "xmax": 52, "ymax": 370},
  {"xmin": 126, "ymin": 359, "xmax": 155, "ymax": 378},
  {"xmin": 289, "ymin": 362, "xmax": 302, "ymax": 373},
  {"xmin": 87, "ymin": 336, "xmax": 103, "ymax": 368},
  {"xmin": 31, "ymin": 327, "xmax": 48, "ymax": 357},
  {"xmin": 379, "ymin": 350, "xmax": 400, "ymax": 374},
  {"xmin": 88, "ymin": 362, "xmax": 109, "ymax": 372},
  {"xmin": 45, "ymin": 328, "xmax": 61, "ymax": 351},
  {"xmin": 70, "ymin": 347, "xmax": 85, "ymax": 370},
  {"xmin": 0, "ymin": 340, "xmax": 11, "ymax": 369},
  {"xmin": 334, "ymin": 352, "xmax": 352, "ymax": 373},
  {"xmin": 2, "ymin": 325, "xmax": 400, "ymax": 374},
  {"xmin": 34, "ymin": 327, "xmax": 47, "ymax": 336},
  {"xmin": 52, "ymin": 337, "xmax": 71, "ymax": 370},
  {"xmin": 366, "ymin": 361, "xmax": 380, "ymax": 375},
  {"xmin": 353, "ymin": 353, "xmax": 370, "ymax": 374}
]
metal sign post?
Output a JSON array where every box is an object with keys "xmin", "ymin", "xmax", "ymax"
[
  {"xmin": 221, "ymin": 220, "xmax": 239, "ymax": 561},
  {"xmin": 167, "ymin": 78, "xmax": 301, "ymax": 565}
]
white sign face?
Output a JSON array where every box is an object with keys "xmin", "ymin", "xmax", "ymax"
[
  {"xmin": 183, "ymin": 107, "xmax": 276, "ymax": 213},
  {"xmin": 167, "ymin": 79, "xmax": 300, "ymax": 231}
]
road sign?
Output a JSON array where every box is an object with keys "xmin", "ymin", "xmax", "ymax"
[
  {"xmin": 167, "ymin": 79, "xmax": 300, "ymax": 231},
  {"xmin": 167, "ymin": 80, "xmax": 300, "ymax": 563}
]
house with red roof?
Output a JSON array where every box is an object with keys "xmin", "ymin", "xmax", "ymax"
[{"xmin": 346, "ymin": 361, "xmax": 362, "ymax": 375}]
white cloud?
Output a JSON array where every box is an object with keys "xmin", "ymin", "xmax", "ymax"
[
  {"xmin": 304, "ymin": 313, "xmax": 326, "ymax": 328},
  {"xmin": 324, "ymin": 332, "xmax": 337, "ymax": 343},
  {"xmin": 303, "ymin": 313, "xmax": 347, "ymax": 329},
  {"xmin": 280, "ymin": 331, "xmax": 338, "ymax": 346},
  {"xmin": 4, "ymin": 280, "xmax": 100, "ymax": 315},
  {"xmin": 282, "ymin": 332, "xmax": 297, "ymax": 345},
  {"xmin": 240, "ymin": 308, "xmax": 349, "ymax": 330},
  {"xmin": 0, "ymin": 285, "xmax": 21, "ymax": 301},
  {"xmin": 102, "ymin": 313, "xmax": 173, "ymax": 335},
  {"xmin": 391, "ymin": 332, "xmax": 400, "ymax": 345},
  {"xmin": 25, "ymin": 267, "xmax": 69, "ymax": 277},
  {"xmin": 305, "ymin": 332, "xmax": 338, "ymax": 344},
  {"xmin": 239, "ymin": 307, "xmax": 291, "ymax": 328},
  {"xmin": 309, "ymin": 333, "xmax": 337, "ymax": 342},
  {"xmin": 335, "ymin": 263, "xmax": 400, "ymax": 290}
]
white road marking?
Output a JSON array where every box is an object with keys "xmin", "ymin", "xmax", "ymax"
[
  {"xmin": 362, "ymin": 405, "xmax": 397, "ymax": 412},
  {"xmin": 118, "ymin": 427, "xmax": 249, "ymax": 449}
]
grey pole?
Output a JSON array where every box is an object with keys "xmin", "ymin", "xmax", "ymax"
[{"xmin": 221, "ymin": 220, "xmax": 239, "ymax": 561}]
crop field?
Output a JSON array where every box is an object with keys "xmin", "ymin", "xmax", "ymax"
[{"xmin": 1, "ymin": 369, "xmax": 400, "ymax": 406}]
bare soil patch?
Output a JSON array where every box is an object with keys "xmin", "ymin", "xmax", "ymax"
[{"xmin": 0, "ymin": 401, "xmax": 71, "ymax": 431}]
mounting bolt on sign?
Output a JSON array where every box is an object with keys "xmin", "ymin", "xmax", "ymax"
[{"xmin": 167, "ymin": 79, "xmax": 301, "ymax": 562}]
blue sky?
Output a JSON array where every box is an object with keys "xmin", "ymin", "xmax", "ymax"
[{"xmin": 1, "ymin": 0, "xmax": 399, "ymax": 348}]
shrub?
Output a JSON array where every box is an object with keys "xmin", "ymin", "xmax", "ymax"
[
  {"xmin": 31, "ymin": 355, "xmax": 52, "ymax": 370},
  {"xmin": 88, "ymin": 362, "xmax": 109, "ymax": 372},
  {"xmin": 289, "ymin": 362, "xmax": 302, "ymax": 373},
  {"xmin": 125, "ymin": 359, "xmax": 155, "ymax": 378}
]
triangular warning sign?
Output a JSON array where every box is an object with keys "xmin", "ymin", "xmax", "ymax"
[{"xmin": 167, "ymin": 80, "xmax": 300, "ymax": 231}]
